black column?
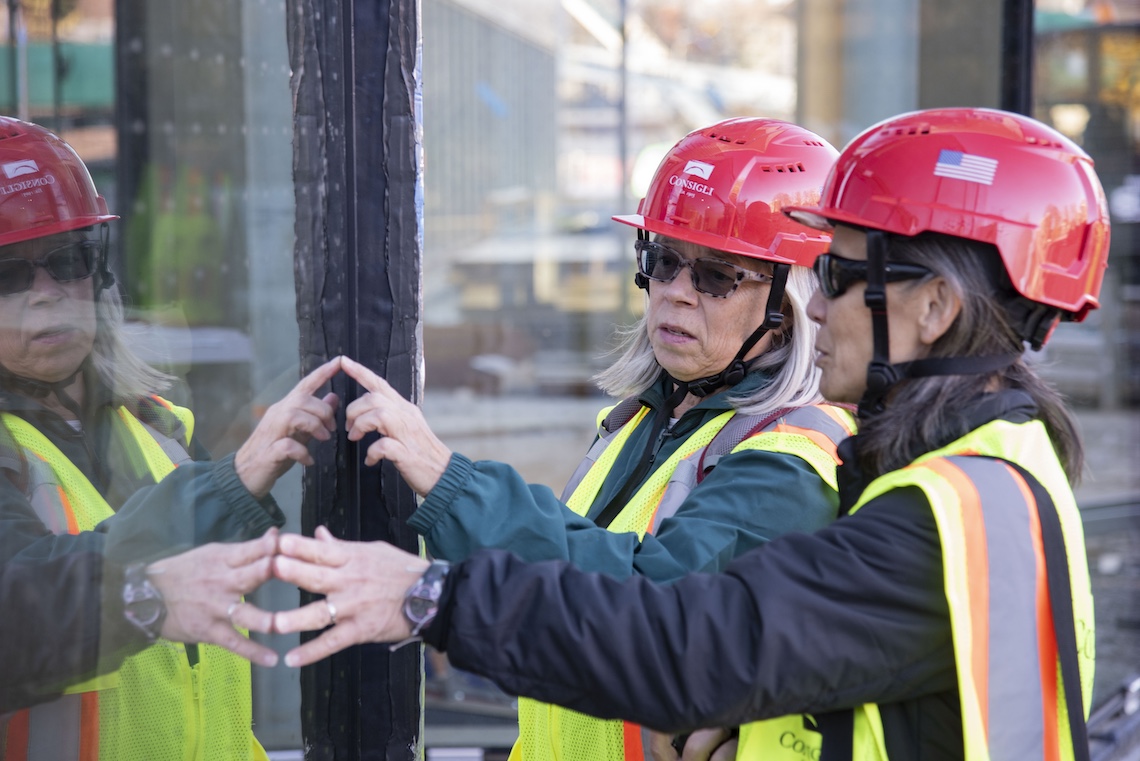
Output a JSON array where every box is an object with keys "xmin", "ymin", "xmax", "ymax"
[
  {"xmin": 288, "ymin": 0, "xmax": 423, "ymax": 758},
  {"xmin": 1001, "ymin": 0, "xmax": 1034, "ymax": 115}
]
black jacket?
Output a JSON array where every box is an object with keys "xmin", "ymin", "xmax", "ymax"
[
  {"xmin": 426, "ymin": 391, "xmax": 1043, "ymax": 759},
  {"xmin": 0, "ymin": 381, "xmax": 285, "ymax": 713}
]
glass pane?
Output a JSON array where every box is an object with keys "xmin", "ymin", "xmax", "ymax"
[{"xmin": 0, "ymin": 0, "xmax": 302, "ymax": 753}]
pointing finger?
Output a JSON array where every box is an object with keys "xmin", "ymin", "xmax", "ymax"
[
  {"xmin": 342, "ymin": 356, "xmax": 398, "ymax": 397},
  {"xmin": 294, "ymin": 356, "xmax": 343, "ymax": 397}
]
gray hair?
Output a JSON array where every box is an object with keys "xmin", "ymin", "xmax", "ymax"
[
  {"xmin": 854, "ymin": 231, "xmax": 1083, "ymax": 482},
  {"xmin": 594, "ymin": 265, "xmax": 823, "ymax": 418},
  {"xmin": 91, "ymin": 284, "xmax": 173, "ymax": 405}
]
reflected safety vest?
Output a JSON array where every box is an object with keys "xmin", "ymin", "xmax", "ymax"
[
  {"xmin": 0, "ymin": 397, "xmax": 269, "ymax": 761},
  {"xmin": 511, "ymin": 402, "xmax": 857, "ymax": 761},
  {"xmin": 736, "ymin": 417, "xmax": 1095, "ymax": 760}
]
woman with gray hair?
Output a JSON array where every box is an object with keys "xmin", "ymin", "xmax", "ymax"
[
  {"xmin": 0, "ymin": 116, "xmax": 340, "ymax": 759},
  {"xmin": 339, "ymin": 117, "xmax": 854, "ymax": 761}
]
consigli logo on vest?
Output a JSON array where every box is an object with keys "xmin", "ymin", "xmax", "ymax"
[
  {"xmin": 779, "ymin": 731, "xmax": 821, "ymax": 760},
  {"xmin": 0, "ymin": 159, "xmax": 54, "ymax": 195},
  {"xmin": 668, "ymin": 159, "xmax": 715, "ymax": 196}
]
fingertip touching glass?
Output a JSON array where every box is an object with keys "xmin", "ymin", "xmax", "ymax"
[
  {"xmin": 0, "ymin": 240, "xmax": 100, "ymax": 297},
  {"xmin": 635, "ymin": 240, "xmax": 773, "ymax": 299},
  {"xmin": 813, "ymin": 252, "xmax": 932, "ymax": 299}
]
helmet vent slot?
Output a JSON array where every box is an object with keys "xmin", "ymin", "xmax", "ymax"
[
  {"xmin": 1026, "ymin": 136, "xmax": 1060, "ymax": 148},
  {"xmin": 0, "ymin": 125, "xmax": 23, "ymax": 141},
  {"xmin": 803, "ymin": 140, "xmax": 826, "ymax": 147},
  {"xmin": 884, "ymin": 124, "xmax": 931, "ymax": 136},
  {"xmin": 761, "ymin": 163, "xmax": 806, "ymax": 173}
]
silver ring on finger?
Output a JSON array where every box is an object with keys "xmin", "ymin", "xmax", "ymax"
[
  {"xmin": 325, "ymin": 598, "xmax": 338, "ymax": 626},
  {"xmin": 227, "ymin": 601, "xmax": 241, "ymax": 626}
]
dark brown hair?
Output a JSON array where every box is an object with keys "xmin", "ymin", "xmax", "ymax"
[{"xmin": 855, "ymin": 232, "xmax": 1084, "ymax": 483}]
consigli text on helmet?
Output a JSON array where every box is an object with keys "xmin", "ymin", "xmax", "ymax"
[
  {"xmin": 668, "ymin": 175, "xmax": 714, "ymax": 196},
  {"xmin": 0, "ymin": 175, "xmax": 55, "ymax": 195}
]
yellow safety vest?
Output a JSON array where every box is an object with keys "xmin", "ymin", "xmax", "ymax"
[
  {"xmin": 512, "ymin": 403, "xmax": 857, "ymax": 761},
  {"xmin": 0, "ymin": 397, "xmax": 269, "ymax": 761},
  {"xmin": 737, "ymin": 417, "xmax": 1094, "ymax": 760}
]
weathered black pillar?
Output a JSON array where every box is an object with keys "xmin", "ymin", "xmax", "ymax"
[
  {"xmin": 288, "ymin": 0, "xmax": 423, "ymax": 759},
  {"xmin": 1001, "ymin": 0, "xmax": 1034, "ymax": 114}
]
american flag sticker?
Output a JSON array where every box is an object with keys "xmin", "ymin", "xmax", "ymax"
[{"xmin": 933, "ymin": 149, "xmax": 998, "ymax": 185}]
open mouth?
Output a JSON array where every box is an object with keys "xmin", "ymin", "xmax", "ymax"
[{"xmin": 660, "ymin": 324, "xmax": 694, "ymax": 339}]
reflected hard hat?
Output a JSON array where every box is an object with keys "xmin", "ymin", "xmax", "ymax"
[
  {"xmin": 0, "ymin": 116, "xmax": 118, "ymax": 248},
  {"xmin": 785, "ymin": 107, "xmax": 1110, "ymax": 321},
  {"xmin": 613, "ymin": 118, "xmax": 838, "ymax": 266}
]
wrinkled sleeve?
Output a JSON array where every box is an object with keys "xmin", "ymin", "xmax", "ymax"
[
  {"xmin": 0, "ymin": 453, "xmax": 284, "ymax": 569},
  {"xmin": 426, "ymin": 487, "xmax": 955, "ymax": 732},
  {"xmin": 0, "ymin": 553, "xmax": 146, "ymax": 713},
  {"xmin": 410, "ymin": 447, "xmax": 836, "ymax": 583}
]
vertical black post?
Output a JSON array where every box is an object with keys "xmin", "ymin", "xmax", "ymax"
[
  {"xmin": 288, "ymin": 0, "xmax": 423, "ymax": 759},
  {"xmin": 6, "ymin": 0, "xmax": 17, "ymax": 115},
  {"xmin": 50, "ymin": 0, "xmax": 60, "ymax": 131},
  {"xmin": 112, "ymin": 0, "xmax": 148, "ymax": 276},
  {"xmin": 1001, "ymin": 0, "xmax": 1034, "ymax": 115}
]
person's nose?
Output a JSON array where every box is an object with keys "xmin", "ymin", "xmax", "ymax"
[
  {"xmin": 806, "ymin": 285, "xmax": 826, "ymax": 325},
  {"xmin": 26, "ymin": 264, "xmax": 66, "ymax": 303},
  {"xmin": 660, "ymin": 261, "xmax": 700, "ymax": 304}
]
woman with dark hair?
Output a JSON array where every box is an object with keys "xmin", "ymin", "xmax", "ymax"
[{"xmin": 270, "ymin": 107, "xmax": 1106, "ymax": 760}]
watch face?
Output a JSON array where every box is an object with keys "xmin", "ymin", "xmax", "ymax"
[
  {"xmin": 407, "ymin": 594, "xmax": 434, "ymax": 624},
  {"xmin": 127, "ymin": 597, "xmax": 164, "ymax": 627}
]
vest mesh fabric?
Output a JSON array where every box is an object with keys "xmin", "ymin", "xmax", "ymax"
[{"xmin": 518, "ymin": 407, "xmax": 847, "ymax": 761}]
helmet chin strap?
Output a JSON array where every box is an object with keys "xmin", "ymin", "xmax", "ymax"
[
  {"xmin": 0, "ymin": 364, "xmax": 85, "ymax": 419},
  {"xmin": 96, "ymin": 222, "xmax": 115, "ymax": 294},
  {"xmin": 858, "ymin": 230, "xmax": 1020, "ymax": 417}
]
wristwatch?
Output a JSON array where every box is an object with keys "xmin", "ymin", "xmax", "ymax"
[
  {"xmin": 122, "ymin": 563, "xmax": 167, "ymax": 643},
  {"xmin": 403, "ymin": 560, "xmax": 450, "ymax": 637}
]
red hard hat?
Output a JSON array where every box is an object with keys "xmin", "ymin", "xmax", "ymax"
[
  {"xmin": 0, "ymin": 116, "xmax": 117, "ymax": 248},
  {"xmin": 786, "ymin": 107, "xmax": 1110, "ymax": 321},
  {"xmin": 613, "ymin": 118, "xmax": 838, "ymax": 266}
]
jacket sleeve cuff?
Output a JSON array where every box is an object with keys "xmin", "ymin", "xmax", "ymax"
[
  {"xmin": 211, "ymin": 453, "xmax": 287, "ymax": 532},
  {"xmin": 408, "ymin": 453, "xmax": 474, "ymax": 535}
]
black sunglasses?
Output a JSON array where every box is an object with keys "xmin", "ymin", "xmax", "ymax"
[
  {"xmin": 0, "ymin": 240, "xmax": 101, "ymax": 297},
  {"xmin": 635, "ymin": 240, "xmax": 772, "ymax": 299},
  {"xmin": 812, "ymin": 252, "xmax": 932, "ymax": 299}
]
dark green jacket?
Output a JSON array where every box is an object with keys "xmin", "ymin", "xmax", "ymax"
[{"xmin": 410, "ymin": 370, "xmax": 840, "ymax": 583}]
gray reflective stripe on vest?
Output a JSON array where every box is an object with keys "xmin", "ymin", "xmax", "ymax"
[
  {"xmin": 135, "ymin": 419, "xmax": 193, "ymax": 467},
  {"xmin": 944, "ymin": 455, "xmax": 1046, "ymax": 758},
  {"xmin": 700, "ymin": 405, "xmax": 847, "ymax": 472},
  {"xmin": 651, "ymin": 406, "xmax": 844, "ymax": 534},
  {"xmin": 27, "ymin": 693, "xmax": 82, "ymax": 760},
  {"xmin": 559, "ymin": 408, "xmax": 645, "ymax": 503}
]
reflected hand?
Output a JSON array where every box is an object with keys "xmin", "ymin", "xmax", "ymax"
[
  {"xmin": 147, "ymin": 529, "xmax": 279, "ymax": 667},
  {"xmin": 235, "ymin": 356, "xmax": 342, "ymax": 498},
  {"xmin": 271, "ymin": 526, "xmax": 429, "ymax": 667},
  {"xmin": 342, "ymin": 356, "xmax": 452, "ymax": 495}
]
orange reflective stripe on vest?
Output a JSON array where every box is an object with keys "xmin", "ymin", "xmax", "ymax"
[{"xmin": 739, "ymin": 419, "xmax": 1090, "ymax": 760}]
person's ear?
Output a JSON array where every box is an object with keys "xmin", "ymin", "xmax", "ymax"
[{"xmin": 916, "ymin": 276, "xmax": 961, "ymax": 347}]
